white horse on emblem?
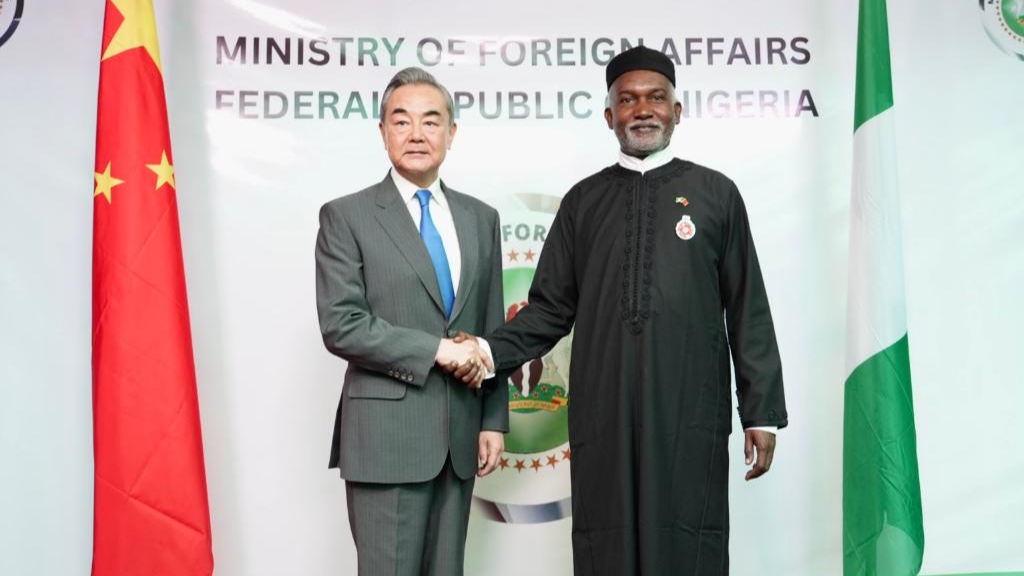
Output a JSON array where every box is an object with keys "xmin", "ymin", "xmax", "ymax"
[{"xmin": 511, "ymin": 358, "xmax": 544, "ymax": 399}]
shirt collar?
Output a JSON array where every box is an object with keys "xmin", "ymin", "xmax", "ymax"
[
  {"xmin": 390, "ymin": 169, "xmax": 448, "ymax": 210},
  {"xmin": 617, "ymin": 147, "xmax": 673, "ymax": 175}
]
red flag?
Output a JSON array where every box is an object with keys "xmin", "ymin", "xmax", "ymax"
[{"xmin": 92, "ymin": 1, "xmax": 213, "ymax": 573}]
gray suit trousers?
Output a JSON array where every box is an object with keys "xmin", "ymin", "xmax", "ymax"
[{"xmin": 345, "ymin": 457, "xmax": 475, "ymax": 576}]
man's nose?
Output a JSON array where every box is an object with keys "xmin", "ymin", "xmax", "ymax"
[
  {"xmin": 409, "ymin": 123, "xmax": 425, "ymax": 141},
  {"xmin": 634, "ymin": 102, "xmax": 653, "ymax": 119}
]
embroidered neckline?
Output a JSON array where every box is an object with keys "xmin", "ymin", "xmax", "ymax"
[
  {"xmin": 614, "ymin": 163, "xmax": 687, "ymax": 334},
  {"xmin": 604, "ymin": 158, "xmax": 691, "ymax": 181}
]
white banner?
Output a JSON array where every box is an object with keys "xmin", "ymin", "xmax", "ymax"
[{"xmin": 1, "ymin": 1, "xmax": 1022, "ymax": 575}]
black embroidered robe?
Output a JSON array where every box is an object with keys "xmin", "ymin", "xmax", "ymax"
[{"xmin": 488, "ymin": 158, "xmax": 788, "ymax": 576}]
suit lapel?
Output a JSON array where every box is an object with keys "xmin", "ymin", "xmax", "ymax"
[
  {"xmin": 446, "ymin": 183, "xmax": 478, "ymax": 325},
  {"xmin": 373, "ymin": 175, "xmax": 447, "ymax": 316}
]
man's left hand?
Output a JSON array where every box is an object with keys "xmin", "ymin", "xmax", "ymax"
[
  {"xmin": 477, "ymin": 431, "xmax": 504, "ymax": 477},
  {"xmin": 744, "ymin": 429, "xmax": 776, "ymax": 481}
]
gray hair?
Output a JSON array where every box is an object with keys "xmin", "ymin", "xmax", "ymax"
[{"xmin": 379, "ymin": 67, "xmax": 456, "ymax": 126}]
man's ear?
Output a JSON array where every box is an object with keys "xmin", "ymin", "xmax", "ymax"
[{"xmin": 447, "ymin": 122, "xmax": 458, "ymax": 149}]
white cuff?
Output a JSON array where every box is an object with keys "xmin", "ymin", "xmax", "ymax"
[
  {"xmin": 478, "ymin": 338, "xmax": 496, "ymax": 379},
  {"xmin": 745, "ymin": 426, "xmax": 777, "ymax": 435}
]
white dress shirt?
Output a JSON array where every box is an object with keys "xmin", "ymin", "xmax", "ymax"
[
  {"xmin": 617, "ymin": 146, "xmax": 674, "ymax": 174},
  {"xmin": 391, "ymin": 169, "xmax": 462, "ymax": 295}
]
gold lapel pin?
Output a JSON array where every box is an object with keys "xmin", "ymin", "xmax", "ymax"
[{"xmin": 675, "ymin": 196, "xmax": 689, "ymax": 207}]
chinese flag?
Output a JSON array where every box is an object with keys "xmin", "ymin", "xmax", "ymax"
[{"xmin": 92, "ymin": 0, "xmax": 213, "ymax": 574}]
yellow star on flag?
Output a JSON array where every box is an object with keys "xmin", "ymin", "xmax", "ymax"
[
  {"xmin": 146, "ymin": 151, "xmax": 176, "ymax": 191},
  {"xmin": 102, "ymin": 0, "xmax": 163, "ymax": 72},
  {"xmin": 94, "ymin": 161, "xmax": 125, "ymax": 204}
]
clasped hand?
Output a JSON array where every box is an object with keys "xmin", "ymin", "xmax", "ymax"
[{"xmin": 435, "ymin": 333, "xmax": 492, "ymax": 389}]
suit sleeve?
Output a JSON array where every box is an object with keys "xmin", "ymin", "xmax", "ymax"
[
  {"xmin": 480, "ymin": 212, "xmax": 510, "ymax": 433},
  {"xmin": 315, "ymin": 201, "xmax": 440, "ymax": 386},
  {"xmin": 718, "ymin": 182, "xmax": 788, "ymax": 429},
  {"xmin": 486, "ymin": 190, "xmax": 578, "ymax": 372}
]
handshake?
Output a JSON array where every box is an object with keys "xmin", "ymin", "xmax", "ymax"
[{"xmin": 435, "ymin": 332, "xmax": 493, "ymax": 389}]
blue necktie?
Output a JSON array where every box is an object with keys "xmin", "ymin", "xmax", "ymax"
[{"xmin": 415, "ymin": 189, "xmax": 456, "ymax": 317}]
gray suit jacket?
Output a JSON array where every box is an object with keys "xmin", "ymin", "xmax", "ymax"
[{"xmin": 316, "ymin": 173, "xmax": 509, "ymax": 483}]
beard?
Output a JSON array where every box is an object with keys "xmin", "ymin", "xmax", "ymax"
[{"xmin": 615, "ymin": 119, "xmax": 675, "ymax": 158}]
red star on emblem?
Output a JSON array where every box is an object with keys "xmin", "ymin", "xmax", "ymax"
[
  {"xmin": 530, "ymin": 458, "xmax": 542, "ymax": 472},
  {"xmin": 547, "ymin": 455, "xmax": 559, "ymax": 469},
  {"xmin": 562, "ymin": 448, "xmax": 571, "ymax": 461},
  {"xmin": 498, "ymin": 457, "xmax": 509, "ymax": 470},
  {"xmin": 507, "ymin": 250, "xmax": 519, "ymax": 262},
  {"xmin": 524, "ymin": 249, "xmax": 536, "ymax": 262},
  {"xmin": 514, "ymin": 459, "xmax": 526, "ymax": 472}
]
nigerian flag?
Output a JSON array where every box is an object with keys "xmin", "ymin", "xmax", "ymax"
[{"xmin": 844, "ymin": 1, "xmax": 925, "ymax": 576}]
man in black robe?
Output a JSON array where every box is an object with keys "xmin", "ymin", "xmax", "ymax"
[{"xmin": 462, "ymin": 46, "xmax": 788, "ymax": 576}]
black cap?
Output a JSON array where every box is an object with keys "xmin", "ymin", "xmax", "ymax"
[{"xmin": 605, "ymin": 46, "xmax": 676, "ymax": 89}]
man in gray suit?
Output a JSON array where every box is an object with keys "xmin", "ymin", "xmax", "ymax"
[{"xmin": 315, "ymin": 67, "xmax": 508, "ymax": 576}]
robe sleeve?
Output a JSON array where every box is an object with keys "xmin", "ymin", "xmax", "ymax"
[
  {"xmin": 487, "ymin": 190, "xmax": 579, "ymax": 372},
  {"xmin": 718, "ymin": 181, "xmax": 789, "ymax": 429}
]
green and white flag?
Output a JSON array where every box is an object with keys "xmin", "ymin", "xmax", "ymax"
[{"xmin": 844, "ymin": 1, "xmax": 925, "ymax": 576}]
